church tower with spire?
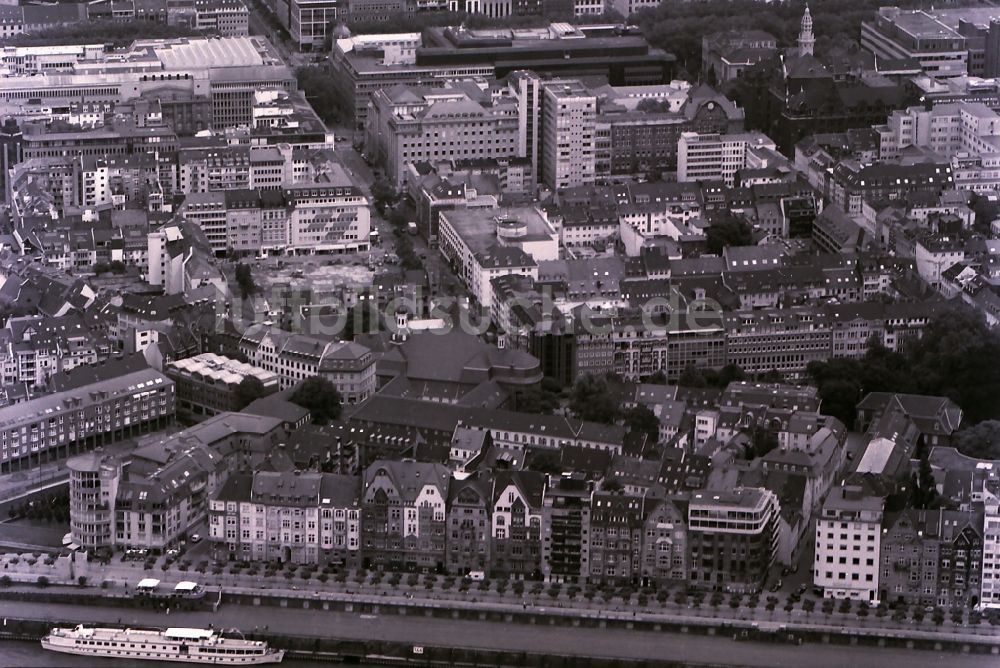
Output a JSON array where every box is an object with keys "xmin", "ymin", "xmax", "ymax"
[{"xmin": 798, "ymin": 5, "xmax": 815, "ymax": 57}]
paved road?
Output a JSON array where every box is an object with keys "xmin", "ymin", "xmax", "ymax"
[{"xmin": 0, "ymin": 600, "xmax": 990, "ymax": 668}]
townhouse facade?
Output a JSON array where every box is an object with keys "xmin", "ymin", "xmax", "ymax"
[
  {"xmin": 209, "ymin": 471, "xmax": 362, "ymax": 567},
  {"xmin": 361, "ymin": 460, "xmax": 451, "ymax": 572},
  {"xmin": 880, "ymin": 508, "xmax": 983, "ymax": 608}
]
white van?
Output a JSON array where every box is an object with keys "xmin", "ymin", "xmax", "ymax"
[{"xmin": 467, "ymin": 570, "xmax": 486, "ymax": 581}]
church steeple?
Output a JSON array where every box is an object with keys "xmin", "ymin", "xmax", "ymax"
[{"xmin": 798, "ymin": 5, "xmax": 815, "ymax": 57}]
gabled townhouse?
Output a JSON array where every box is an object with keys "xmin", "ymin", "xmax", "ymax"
[
  {"xmin": 490, "ymin": 470, "xmax": 545, "ymax": 580},
  {"xmin": 445, "ymin": 473, "xmax": 491, "ymax": 575},
  {"xmin": 361, "ymin": 459, "xmax": 451, "ymax": 573},
  {"xmin": 880, "ymin": 507, "xmax": 984, "ymax": 609},
  {"xmin": 640, "ymin": 494, "xmax": 688, "ymax": 588},
  {"xmin": 588, "ymin": 490, "xmax": 647, "ymax": 586}
]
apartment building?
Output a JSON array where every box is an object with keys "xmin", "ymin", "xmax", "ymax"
[
  {"xmin": 115, "ymin": 441, "xmax": 231, "ymax": 550},
  {"xmin": 284, "ymin": 178, "xmax": 372, "ymax": 254},
  {"xmin": 165, "ymin": 353, "xmax": 279, "ymax": 422},
  {"xmin": 446, "ymin": 475, "xmax": 492, "ymax": 575},
  {"xmin": 880, "ymin": 508, "xmax": 984, "ymax": 608},
  {"xmin": 490, "ymin": 470, "xmax": 545, "ymax": 579},
  {"xmin": 813, "ymin": 484, "xmax": 884, "ymax": 603},
  {"xmin": 829, "ymin": 161, "xmax": 953, "ymax": 216},
  {"xmin": 0, "ymin": 313, "xmax": 111, "ymax": 388},
  {"xmin": 541, "ymin": 474, "xmax": 591, "ymax": 584},
  {"xmin": 723, "ymin": 307, "xmax": 833, "ymax": 378},
  {"xmin": 437, "ymin": 207, "xmax": 550, "ymax": 307},
  {"xmin": 361, "ymin": 460, "xmax": 451, "ymax": 572},
  {"xmin": 67, "ymin": 450, "xmax": 124, "ymax": 549},
  {"xmin": 640, "ymin": 495, "xmax": 688, "ymax": 588},
  {"xmin": 588, "ymin": 491, "xmax": 645, "ymax": 585},
  {"xmin": 193, "ymin": 0, "xmax": 249, "ymax": 37},
  {"xmin": 237, "ymin": 325, "xmax": 377, "ymax": 403},
  {"xmin": 178, "ymin": 192, "xmax": 227, "ymax": 255},
  {"xmin": 687, "ymin": 487, "xmax": 779, "ymax": 593},
  {"xmin": 209, "ymin": 471, "xmax": 362, "ymax": 566},
  {"xmin": 541, "ymin": 80, "xmax": 596, "ymax": 191},
  {"xmin": 66, "ymin": 413, "xmax": 284, "ymax": 550},
  {"xmin": 366, "ymin": 84, "xmax": 524, "ymax": 189},
  {"xmin": 677, "ymin": 131, "xmax": 777, "ymax": 187},
  {"xmin": 0, "ymin": 367, "xmax": 174, "ymax": 473},
  {"xmin": 982, "ymin": 479, "xmax": 1000, "ymax": 610},
  {"xmin": 105, "ymin": 412, "xmax": 285, "ymax": 550}
]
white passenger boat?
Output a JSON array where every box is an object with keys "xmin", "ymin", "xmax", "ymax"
[{"xmin": 41, "ymin": 624, "xmax": 284, "ymax": 664}]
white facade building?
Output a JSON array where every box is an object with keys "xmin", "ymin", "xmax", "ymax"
[
  {"xmin": 813, "ymin": 484, "xmax": 883, "ymax": 603},
  {"xmin": 541, "ymin": 80, "xmax": 596, "ymax": 191},
  {"xmin": 677, "ymin": 131, "xmax": 777, "ymax": 187},
  {"xmin": 982, "ymin": 480, "xmax": 1000, "ymax": 609}
]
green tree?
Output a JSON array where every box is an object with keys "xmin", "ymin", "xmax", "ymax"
[
  {"xmin": 756, "ymin": 369, "xmax": 785, "ymax": 383},
  {"xmin": 233, "ymin": 376, "xmax": 267, "ymax": 410},
  {"xmin": 2, "ymin": 20, "xmax": 203, "ymax": 48},
  {"xmin": 711, "ymin": 363, "xmax": 746, "ymax": 387},
  {"xmin": 601, "ymin": 478, "xmax": 624, "ymax": 492},
  {"xmin": 290, "ymin": 376, "xmax": 343, "ymax": 425},
  {"xmin": 903, "ymin": 307, "xmax": 1000, "ymax": 424},
  {"xmin": 370, "ymin": 178, "xmax": 399, "ymax": 211},
  {"xmin": 646, "ymin": 370, "xmax": 668, "ymax": 385},
  {"xmin": 953, "ymin": 420, "xmax": 1000, "ymax": 460},
  {"xmin": 295, "ymin": 66, "xmax": 346, "ymax": 124},
  {"xmin": 516, "ymin": 382, "xmax": 561, "ymax": 415},
  {"xmin": 234, "ymin": 264, "xmax": 256, "ymax": 300},
  {"xmin": 677, "ymin": 364, "xmax": 708, "ymax": 388},
  {"xmin": 910, "ymin": 454, "xmax": 940, "ymax": 510},
  {"xmin": 746, "ymin": 425, "xmax": 779, "ymax": 460},
  {"xmin": 623, "ymin": 405, "xmax": 660, "ymax": 444},
  {"xmin": 805, "ymin": 358, "xmax": 865, "ymax": 427},
  {"xmin": 527, "ymin": 451, "xmax": 561, "ymax": 475},
  {"xmin": 341, "ymin": 303, "xmax": 383, "ymax": 342},
  {"xmin": 705, "ymin": 214, "xmax": 753, "ymax": 255},
  {"xmin": 569, "ymin": 374, "xmax": 620, "ymax": 424}
]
